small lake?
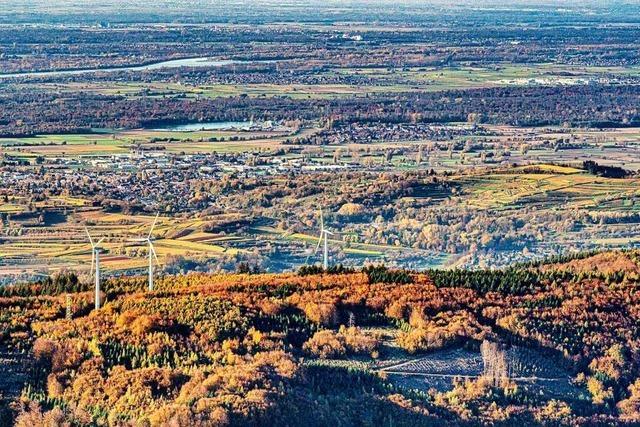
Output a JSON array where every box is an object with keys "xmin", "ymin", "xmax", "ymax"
[
  {"xmin": 154, "ymin": 121, "xmax": 255, "ymax": 132},
  {"xmin": 0, "ymin": 57, "xmax": 246, "ymax": 79}
]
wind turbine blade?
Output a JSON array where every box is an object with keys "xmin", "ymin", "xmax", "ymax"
[
  {"xmin": 150, "ymin": 243, "xmax": 160, "ymax": 266},
  {"xmin": 304, "ymin": 240, "xmax": 320, "ymax": 266},
  {"xmin": 90, "ymin": 250, "xmax": 95, "ymax": 276},
  {"xmin": 96, "ymin": 237, "xmax": 105, "ymax": 246},
  {"xmin": 305, "ymin": 210, "xmax": 325, "ymax": 266},
  {"xmin": 148, "ymin": 213, "xmax": 160, "ymax": 239},
  {"xmin": 85, "ymin": 227, "xmax": 94, "ymax": 247},
  {"xmin": 314, "ymin": 234, "xmax": 323, "ymax": 253}
]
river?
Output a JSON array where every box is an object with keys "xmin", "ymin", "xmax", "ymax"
[{"xmin": 0, "ymin": 57, "xmax": 245, "ymax": 79}]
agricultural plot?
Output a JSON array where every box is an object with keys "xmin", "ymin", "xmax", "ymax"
[
  {"xmin": 2, "ymin": 122, "xmax": 640, "ymax": 280},
  {"xmin": 0, "ymin": 210, "xmax": 250, "ymax": 281},
  {"xmin": 1, "ymin": 208, "xmax": 396, "ymax": 281},
  {"xmin": 332, "ymin": 63, "xmax": 640, "ymax": 93},
  {"xmin": 0, "ymin": 126, "xmax": 302, "ymax": 158},
  {"xmin": 460, "ymin": 172, "xmax": 640, "ymax": 212},
  {"xmin": 9, "ymin": 62, "xmax": 640, "ymax": 114}
]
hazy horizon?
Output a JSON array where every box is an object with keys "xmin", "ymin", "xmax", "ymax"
[{"xmin": 2, "ymin": 0, "xmax": 639, "ymax": 25}]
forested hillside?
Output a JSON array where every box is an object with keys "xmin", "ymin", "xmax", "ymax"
[{"xmin": 0, "ymin": 251, "xmax": 639, "ymax": 425}]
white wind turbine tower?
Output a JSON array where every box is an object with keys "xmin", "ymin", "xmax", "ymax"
[
  {"xmin": 130, "ymin": 213, "xmax": 160, "ymax": 291},
  {"xmin": 85, "ymin": 228, "xmax": 105, "ymax": 310},
  {"xmin": 307, "ymin": 210, "xmax": 333, "ymax": 269}
]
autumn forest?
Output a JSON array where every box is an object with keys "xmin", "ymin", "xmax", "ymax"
[{"xmin": 0, "ymin": 250, "xmax": 638, "ymax": 425}]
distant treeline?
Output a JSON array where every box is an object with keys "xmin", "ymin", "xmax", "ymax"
[
  {"xmin": 3, "ymin": 84, "xmax": 640, "ymax": 136},
  {"xmin": 582, "ymin": 160, "xmax": 631, "ymax": 178},
  {"xmin": 0, "ymin": 272, "xmax": 88, "ymax": 297}
]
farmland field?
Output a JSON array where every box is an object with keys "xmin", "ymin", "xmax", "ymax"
[{"xmin": 2, "ymin": 119, "xmax": 640, "ymax": 283}]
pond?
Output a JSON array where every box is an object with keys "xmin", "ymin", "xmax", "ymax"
[{"xmin": 153, "ymin": 121, "xmax": 255, "ymax": 132}]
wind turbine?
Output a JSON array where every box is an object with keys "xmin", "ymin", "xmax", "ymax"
[
  {"xmin": 85, "ymin": 227, "xmax": 105, "ymax": 310},
  {"xmin": 307, "ymin": 210, "xmax": 333, "ymax": 270},
  {"xmin": 130, "ymin": 213, "xmax": 160, "ymax": 291}
]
